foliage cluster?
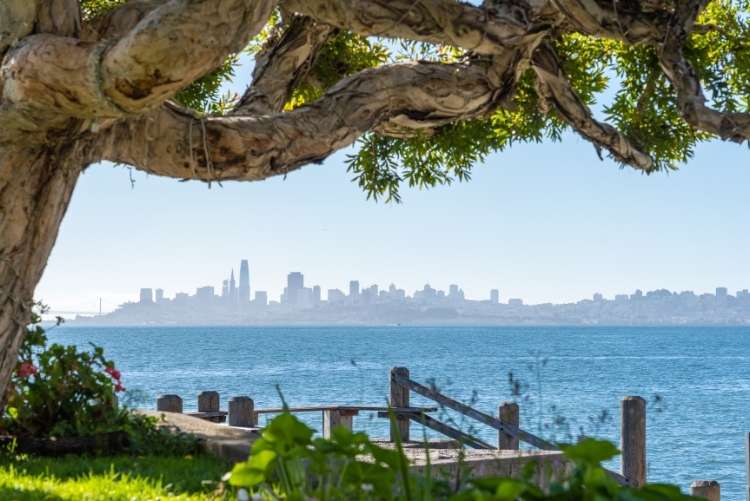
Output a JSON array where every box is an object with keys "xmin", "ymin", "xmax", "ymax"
[
  {"xmin": 229, "ymin": 412, "xmax": 699, "ymax": 500},
  {"xmin": 80, "ymin": 1, "xmax": 750, "ymax": 200},
  {"xmin": 0, "ymin": 312, "xmax": 199, "ymax": 456},
  {"xmin": 285, "ymin": 31, "xmax": 389, "ymax": 110},
  {"xmin": 1, "ymin": 312, "xmax": 123, "ymax": 439},
  {"xmin": 344, "ymin": 0, "xmax": 750, "ymax": 201}
]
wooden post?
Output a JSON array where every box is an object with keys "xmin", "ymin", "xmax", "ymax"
[
  {"xmin": 390, "ymin": 367, "xmax": 410, "ymax": 442},
  {"xmin": 498, "ymin": 402, "xmax": 519, "ymax": 450},
  {"xmin": 691, "ymin": 480, "xmax": 720, "ymax": 501},
  {"xmin": 198, "ymin": 391, "xmax": 219, "ymax": 412},
  {"xmin": 156, "ymin": 394, "xmax": 183, "ymax": 413},
  {"xmin": 323, "ymin": 409, "xmax": 354, "ymax": 439},
  {"xmin": 228, "ymin": 396, "xmax": 255, "ymax": 427},
  {"xmin": 621, "ymin": 396, "xmax": 646, "ymax": 487}
]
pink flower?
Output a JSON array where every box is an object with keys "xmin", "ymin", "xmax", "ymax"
[
  {"xmin": 17, "ymin": 362, "xmax": 38, "ymax": 378},
  {"xmin": 114, "ymin": 383, "xmax": 125, "ymax": 393},
  {"xmin": 105, "ymin": 366, "xmax": 121, "ymax": 380}
]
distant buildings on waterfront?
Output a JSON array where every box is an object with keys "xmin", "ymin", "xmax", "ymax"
[
  {"xmin": 75, "ymin": 259, "xmax": 750, "ymax": 326},
  {"xmin": 133, "ymin": 261, "xmax": 502, "ymax": 312}
]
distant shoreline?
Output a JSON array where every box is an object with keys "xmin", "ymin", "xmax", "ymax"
[{"xmin": 55, "ymin": 320, "xmax": 750, "ymax": 328}]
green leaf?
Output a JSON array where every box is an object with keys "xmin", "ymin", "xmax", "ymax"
[
  {"xmin": 561, "ymin": 438, "xmax": 620, "ymax": 464},
  {"xmin": 229, "ymin": 456, "xmax": 272, "ymax": 487}
]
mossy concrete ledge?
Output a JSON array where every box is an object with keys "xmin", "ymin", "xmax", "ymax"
[
  {"xmin": 140, "ymin": 409, "xmax": 569, "ymax": 485},
  {"xmin": 139, "ymin": 410, "xmax": 261, "ymax": 463}
]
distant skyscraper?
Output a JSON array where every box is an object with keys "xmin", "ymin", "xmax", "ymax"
[
  {"xmin": 284, "ymin": 272, "xmax": 304, "ymax": 305},
  {"xmin": 593, "ymin": 292, "xmax": 603, "ymax": 302},
  {"xmin": 313, "ymin": 285, "xmax": 321, "ymax": 303},
  {"xmin": 239, "ymin": 260, "xmax": 250, "ymax": 304},
  {"xmin": 196, "ymin": 286, "xmax": 215, "ymax": 301},
  {"xmin": 155, "ymin": 288, "xmax": 164, "ymax": 303},
  {"xmin": 328, "ymin": 289, "xmax": 345, "ymax": 304},
  {"xmin": 229, "ymin": 269, "xmax": 237, "ymax": 304},
  {"xmin": 716, "ymin": 287, "xmax": 728, "ymax": 299},
  {"xmin": 254, "ymin": 291, "xmax": 268, "ymax": 306},
  {"xmin": 448, "ymin": 284, "xmax": 464, "ymax": 302},
  {"xmin": 349, "ymin": 280, "xmax": 360, "ymax": 298},
  {"xmin": 139, "ymin": 288, "xmax": 153, "ymax": 304},
  {"xmin": 490, "ymin": 289, "xmax": 499, "ymax": 304},
  {"xmin": 288, "ymin": 272, "xmax": 304, "ymax": 289}
]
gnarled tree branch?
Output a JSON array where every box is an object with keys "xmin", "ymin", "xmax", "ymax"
[
  {"xmin": 235, "ymin": 16, "xmax": 336, "ymax": 115},
  {"xmin": 0, "ymin": 0, "xmax": 36, "ymax": 56},
  {"xmin": 656, "ymin": 0, "xmax": 750, "ymax": 142},
  {"xmin": 99, "ymin": 0, "xmax": 276, "ymax": 112},
  {"xmin": 103, "ymin": 60, "xmax": 515, "ymax": 181},
  {"xmin": 281, "ymin": 0, "xmax": 550, "ymax": 55},
  {"xmin": 36, "ymin": 0, "xmax": 82, "ymax": 38},
  {"xmin": 531, "ymin": 43, "xmax": 654, "ymax": 171},
  {"xmin": 81, "ymin": 0, "xmax": 164, "ymax": 42},
  {"xmin": 658, "ymin": 45, "xmax": 750, "ymax": 142},
  {"xmin": 2, "ymin": 0, "xmax": 277, "ymax": 127},
  {"xmin": 548, "ymin": 0, "xmax": 669, "ymax": 42}
]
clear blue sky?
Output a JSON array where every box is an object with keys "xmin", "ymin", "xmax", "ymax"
[{"xmin": 35, "ymin": 57, "xmax": 750, "ymax": 312}]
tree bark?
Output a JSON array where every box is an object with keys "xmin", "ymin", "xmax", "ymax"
[{"xmin": 0, "ymin": 145, "xmax": 84, "ymax": 405}]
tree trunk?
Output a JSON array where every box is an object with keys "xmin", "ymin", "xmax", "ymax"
[{"xmin": 0, "ymin": 144, "xmax": 83, "ymax": 406}]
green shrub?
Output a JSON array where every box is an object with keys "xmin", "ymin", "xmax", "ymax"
[
  {"xmin": 3, "ymin": 319, "xmax": 121, "ymax": 439},
  {"xmin": 230, "ymin": 413, "xmax": 699, "ymax": 500},
  {"xmin": 0, "ymin": 311, "xmax": 199, "ymax": 456}
]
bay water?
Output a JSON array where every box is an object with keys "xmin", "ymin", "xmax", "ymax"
[{"xmin": 49, "ymin": 326, "xmax": 750, "ymax": 499}]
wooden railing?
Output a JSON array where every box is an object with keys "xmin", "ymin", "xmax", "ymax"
[
  {"xmin": 389, "ymin": 367, "xmax": 556, "ymax": 450},
  {"xmin": 387, "ymin": 367, "xmax": 633, "ymax": 486},
  {"xmin": 154, "ymin": 366, "xmax": 722, "ymax": 498}
]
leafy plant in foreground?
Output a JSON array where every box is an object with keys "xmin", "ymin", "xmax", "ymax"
[{"xmin": 230, "ymin": 412, "xmax": 700, "ymax": 500}]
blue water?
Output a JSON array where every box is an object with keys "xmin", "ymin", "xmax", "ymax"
[{"xmin": 49, "ymin": 326, "xmax": 750, "ymax": 499}]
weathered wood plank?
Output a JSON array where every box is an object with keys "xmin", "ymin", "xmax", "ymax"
[
  {"xmin": 378, "ymin": 411, "xmax": 493, "ymax": 449},
  {"xmin": 621, "ymin": 396, "xmax": 646, "ymax": 487},
  {"xmin": 390, "ymin": 367, "xmax": 410, "ymax": 442},
  {"xmin": 392, "ymin": 374, "xmax": 557, "ymax": 451},
  {"xmin": 186, "ymin": 411, "xmax": 227, "ymax": 419},
  {"xmin": 253, "ymin": 405, "xmax": 436, "ymax": 414},
  {"xmin": 691, "ymin": 480, "xmax": 720, "ymax": 501},
  {"xmin": 323, "ymin": 409, "xmax": 354, "ymax": 438},
  {"xmin": 198, "ymin": 391, "xmax": 220, "ymax": 413},
  {"xmin": 498, "ymin": 402, "xmax": 519, "ymax": 450},
  {"xmin": 228, "ymin": 396, "xmax": 255, "ymax": 427},
  {"xmin": 156, "ymin": 394, "xmax": 182, "ymax": 413}
]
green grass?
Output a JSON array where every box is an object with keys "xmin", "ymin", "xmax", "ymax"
[{"xmin": 0, "ymin": 453, "xmax": 233, "ymax": 500}]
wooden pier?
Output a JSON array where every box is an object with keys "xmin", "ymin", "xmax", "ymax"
[{"xmin": 152, "ymin": 366, "xmax": 720, "ymax": 498}]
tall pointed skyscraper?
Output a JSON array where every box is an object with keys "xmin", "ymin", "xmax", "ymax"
[
  {"xmin": 229, "ymin": 269, "xmax": 237, "ymax": 304},
  {"xmin": 239, "ymin": 260, "xmax": 250, "ymax": 303}
]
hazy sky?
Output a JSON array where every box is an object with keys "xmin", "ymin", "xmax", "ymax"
[{"xmin": 35, "ymin": 57, "xmax": 750, "ymax": 313}]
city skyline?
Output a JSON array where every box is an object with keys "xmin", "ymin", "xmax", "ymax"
[
  {"xmin": 72, "ymin": 258, "xmax": 750, "ymax": 326},
  {"xmin": 127, "ymin": 259, "xmax": 747, "ymax": 309}
]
